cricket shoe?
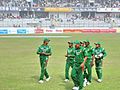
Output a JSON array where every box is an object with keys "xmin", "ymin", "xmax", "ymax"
[
  {"xmin": 46, "ymin": 77, "xmax": 51, "ymax": 82},
  {"xmin": 38, "ymin": 80, "xmax": 44, "ymax": 84},
  {"xmin": 83, "ymin": 78, "xmax": 87, "ymax": 87},
  {"xmin": 86, "ymin": 81, "xmax": 91, "ymax": 85},
  {"xmin": 64, "ymin": 79, "xmax": 69, "ymax": 82},
  {"xmin": 98, "ymin": 79, "xmax": 102, "ymax": 83},
  {"xmin": 72, "ymin": 86, "xmax": 79, "ymax": 90}
]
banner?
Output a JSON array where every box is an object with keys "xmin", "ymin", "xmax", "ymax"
[
  {"xmin": 0, "ymin": 28, "xmax": 117, "ymax": 34},
  {"xmin": 35, "ymin": 28, "xmax": 44, "ymax": 34},
  {"xmin": 26, "ymin": 28, "xmax": 35, "ymax": 34},
  {"xmin": 63, "ymin": 29, "xmax": 82, "ymax": 33},
  {"xmin": 63, "ymin": 29, "xmax": 116, "ymax": 33},
  {"xmin": 44, "ymin": 8, "xmax": 72, "ymax": 12},
  {"xmin": 8, "ymin": 28, "xmax": 17, "ymax": 34},
  {"xmin": 81, "ymin": 29, "xmax": 116, "ymax": 33},
  {"xmin": 44, "ymin": 29, "xmax": 63, "ymax": 33},
  {"xmin": 0, "ymin": 29, "xmax": 8, "ymax": 34},
  {"xmin": 17, "ymin": 29, "xmax": 27, "ymax": 34}
]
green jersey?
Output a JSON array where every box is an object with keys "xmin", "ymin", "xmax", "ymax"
[
  {"xmin": 84, "ymin": 45, "xmax": 93, "ymax": 59},
  {"xmin": 37, "ymin": 44, "xmax": 52, "ymax": 61},
  {"xmin": 67, "ymin": 47, "xmax": 75, "ymax": 60},
  {"xmin": 74, "ymin": 47, "xmax": 84, "ymax": 64},
  {"xmin": 93, "ymin": 47, "xmax": 107, "ymax": 59}
]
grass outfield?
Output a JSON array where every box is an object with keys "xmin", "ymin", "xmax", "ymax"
[{"xmin": 0, "ymin": 33, "xmax": 120, "ymax": 90}]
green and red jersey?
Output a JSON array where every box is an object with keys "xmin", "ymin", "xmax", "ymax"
[{"xmin": 37, "ymin": 44, "xmax": 52, "ymax": 61}]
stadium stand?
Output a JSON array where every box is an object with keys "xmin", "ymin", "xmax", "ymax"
[
  {"xmin": 0, "ymin": 0, "xmax": 120, "ymax": 8},
  {"xmin": 0, "ymin": 0, "xmax": 120, "ymax": 28}
]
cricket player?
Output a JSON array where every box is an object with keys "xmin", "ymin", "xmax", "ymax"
[
  {"xmin": 83, "ymin": 40, "xmax": 94, "ymax": 86},
  {"xmin": 93, "ymin": 42, "xmax": 107, "ymax": 83},
  {"xmin": 37, "ymin": 38, "xmax": 52, "ymax": 83},
  {"xmin": 65, "ymin": 41, "xmax": 75, "ymax": 82},
  {"xmin": 71, "ymin": 41, "xmax": 88, "ymax": 90}
]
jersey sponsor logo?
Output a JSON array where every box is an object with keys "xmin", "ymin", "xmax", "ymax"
[
  {"xmin": 41, "ymin": 47, "xmax": 49, "ymax": 53},
  {"xmin": 95, "ymin": 49, "xmax": 103, "ymax": 55},
  {"xmin": 75, "ymin": 50, "xmax": 82, "ymax": 55},
  {"xmin": 67, "ymin": 49, "xmax": 73, "ymax": 53}
]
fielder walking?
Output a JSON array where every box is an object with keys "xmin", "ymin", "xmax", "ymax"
[
  {"xmin": 37, "ymin": 38, "xmax": 52, "ymax": 83},
  {"xmin": 71, "ymin": 41, "xmax": 88, "ymax": 90},
  {"xmin": 83, "ymin": 40, "xmax": 94, "ymax": 86},
  {"xmin": 65, "ymin": 41, "xmax": 75, "ymax": 82},
  {"xmin": 93, "ymin": 42, "xmax": 107, "ymax": 83}
]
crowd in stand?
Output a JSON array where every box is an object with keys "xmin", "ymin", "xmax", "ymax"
[
  {"xmin": 0, "ymin": 0, "xmax": 30, "ymax": 7},
  {"xmin": 0, "ymin": 0, "xmax": 120, "ymax": 8},
  {"xmin": 0, "ymin": 0, "xmax": 119, "ymax": 27},
  {"xmin": 34, "ymin": 0, "xmax": 120, "ymax": 8},
  {"xmin": 0, "ymin": 13, "xmax": 21, "ymax": 19}
]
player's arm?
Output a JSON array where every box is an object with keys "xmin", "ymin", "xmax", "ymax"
[
  {"xmin": 81, "ymin": 56, "xmax": 88, "ymax": 72},
  {"xmin": 91, "ymin": 55, "xmax": 95, "ymax": 67},
  {"xmin": 36, "ymin": 47, "xmax": 42, "ymax": 54},
  {"xmin": 91, "ymin": 48, "xmax": 95, "ymax": 67},
  {"xmin": 102, "ymin": 48, "xmax": 107, "ymax": 58},
  {"xmin": 81, "ymin": 56, "xmax": 88, "ymax": 66},
  {"xmin": 67, "ymin": 51, "xmax": 75, "ymax": 58},
  {"xmin": 65, "ymin": 49, "xmax": 68, "ymax": 57},
  {"xmin": 80, "ymin": 50, "xmax": 88, "ymax": 70},
  {"xmin": 37, "ymin": 47, "xmax": 47, "ymax": 55},
  {"xmin": 68, "ymin": 54, "xmax": 75, "ymax": 58},
  {"xmin": 43, "ymin": 52, "xmax": 51, "ymax": 56},
  {"xmin": 65, "ymin": 54, "xmax": 75, "ymax": 57},
  {"xmin": 43, "ymin": 47, "xmax": 52, "ymax": 56}
]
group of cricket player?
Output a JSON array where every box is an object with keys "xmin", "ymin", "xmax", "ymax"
[{"xmin": 37, "ymin": 38, "xmax": 107, "ymax": 90}]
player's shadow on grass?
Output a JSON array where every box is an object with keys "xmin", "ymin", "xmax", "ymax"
[
  {"xmin": 59, "ymin": 74, "xmax": 65, "ymax": 82},
  {"xmin": 64, "ymin": 82, "xmax": 73, "ymax": 90},
  {"xmin": 31, "ymin": 75, "xmax": 39, "ymax": 81},
  {"xmin": 92, "ymin": 76, "xmax": 98, "ymax": 82},
  {"xmin": 59, "ymin": 74, "xmax": 73, "ymax": 90}
]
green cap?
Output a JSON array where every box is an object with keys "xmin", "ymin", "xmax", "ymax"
[
  {"xmin": 74, "ymin": 40, "xmax": 80, "ymax": 44},
  {"xmin": 94, "ymin": 42, "xmax": 101, "ymax": 45},
  {"xmin": 43, "ymin": 38, "xmax": 50, "ymax": 42},
  {"xmin": 84, "ymin": 40, "xmax": 90, "ymax": 43},
  {"xmin": 68, "ymin": 41, "xmax": 74, "ymax": 44}
]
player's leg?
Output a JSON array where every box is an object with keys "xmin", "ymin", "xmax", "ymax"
[
  {"xmin": 44, "ymin": 69, "xmax": 50, "ymax": 81},
  {"xmin": 84, "ymin": 60, "xmax": 92, "ymax": 85},
  {"xmin": 44, "ymin": 69, "xmax": 49, "ymax": 78},
  {"xmin": 44, "ymin": 60, "xmax": 49, "ymax": 79},
  {"xmin": 83, "ymin": 65, "xmax": 87, "ymax": 87},
  {"xmin": 95, "ymin": 60, "xmax": 102, "ymax": 82},
  {"xmin": 39, "ymin": 60, "xmax": 45, "ymax": 83},
  {"xmin": 97, "ymin": 60, "xmax": 102, "ymax": 81},
  {"xmin": 43, "ymin": 60, "xmax": 50, "ymax": 81},
  {"xmin": 65, "ymin": 61, "xmax": 70, "ymax": 80},
  {"xmin": 78, "ymin": 67, "xmax": 84, "ymax": 90},
  {"xmin": 86, "ymin": 62, "xmax": 92, "ymax": 84},
  {"xmin": 70, "ymin": 60, "xmax": 74, "ymax": 68},
  {"xmin": 71, "ymin": 65, "xmax": 79, "ymax": 89},
  {"xmin": 86, "ymin": 59, "xmax": 92, "ymax": 85},
  {"xmin": 95, "ymin": 60, "xmax": 99, "ymax": 79},
  {"xmin": 84, "ymin": 68, "xmax": 87, "ymax": 79}
]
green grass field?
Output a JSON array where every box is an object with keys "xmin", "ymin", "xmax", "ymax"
[{"xmin": 0, "ymin": 33, "xmax": 120, "ymax": 90}]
